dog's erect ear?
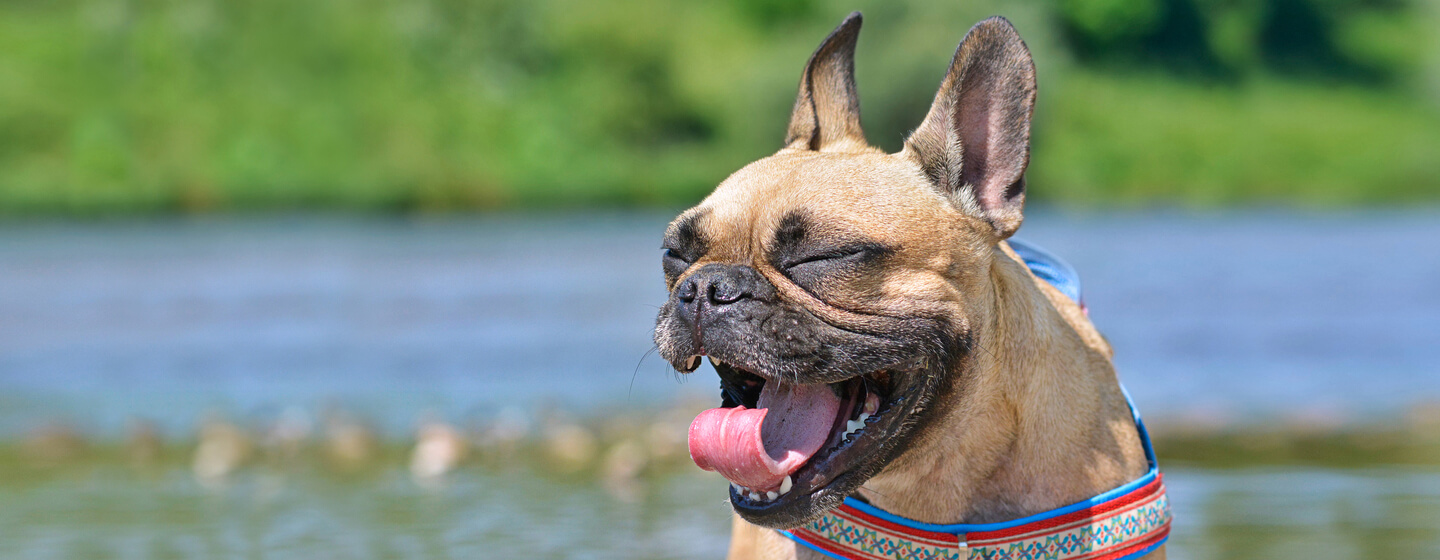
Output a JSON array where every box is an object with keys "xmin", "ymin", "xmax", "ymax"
[
  {"xmin": 905, "ymin": 17, "xmax": 1036, "ymax": 239},
  {"xmin": 784, "ymin": 12, "xmax": 868, "ymax": 152}
]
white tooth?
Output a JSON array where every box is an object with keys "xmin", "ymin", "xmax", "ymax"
[
  {"xmin": 710, "ymin": 357, "xmax": 724, "ymax": 368},
  {"xmin": 732, "ymin": 483, "xmax": 742, "ymax": 494},
  {"xmin": 686, "ymin": 356, "xmax": 701, "ymax": 371},
  {"xmin": 846, "ymin": 420, "xmax": 860, "ymax": 434},
  {"xmin": 767, "ymin": 491, "xmax": 778, "ymax": 500},
  {"xmin": 780, "ymin": 476, "xmax": 793, "ymax": 495},
  {"xmin": 748, "ymin": 491, "xmax": 761, "ymax": 501},
  {"xmin": 858, "ymin": 413, "xmax": 870, "ymax": 423}
]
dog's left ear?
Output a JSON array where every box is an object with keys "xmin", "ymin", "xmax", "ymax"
[
  {"xmin": 905, "ymin": 17, "xmax": 1037, "ymax": 239},
  {"xmin": 784, "ymin": 12, "xmax": 868, "ymax": 152}
]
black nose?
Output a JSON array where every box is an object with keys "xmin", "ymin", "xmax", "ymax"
[{"xmin": 677, "ymin": 264, "xmax": 761, "ymax": 306}]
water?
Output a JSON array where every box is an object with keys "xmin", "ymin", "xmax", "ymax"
[
  {"xmin": 0, "ymin": 215, "xmax": 683, "ymax": 438},
  {"xmin": 0, "ymin": 464, "xmax": 736, "ymax": 560},
  {"xmin": 3, "ymin": 211, "xmax": 1438, "ymax": 435},
  {"xmin": 1, "ymin": 210, "xmax": 1438, "ymax": 559},
  {"xmin": 1020, "ymin": 212, "xmax": 1440, "ymax": 421}
]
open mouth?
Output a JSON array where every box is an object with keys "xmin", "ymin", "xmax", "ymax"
[{"xmin": 686, "ymin": 356, "xmax": 921, "ymax": 527}]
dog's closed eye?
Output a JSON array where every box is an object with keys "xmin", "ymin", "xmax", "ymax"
[
  {"xmin": 778, "ymin": 243, "xmax": 893, "ymax": 294},
  {"xmin": 781, "ymin": 246, "xmax": 871, "ymax": 270},
  {"xmin": 662, "ymin": 247, "xmax": 693, "ymax": 279}
]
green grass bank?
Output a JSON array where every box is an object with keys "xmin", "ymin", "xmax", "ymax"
[{"xmin": 1, "ymin": 0, "xmax": 1436, "ymax": 215}]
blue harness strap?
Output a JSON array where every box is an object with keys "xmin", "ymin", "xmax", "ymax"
[{"xmin": 1008, "ymin": 238, "xmax": 1083, "ymax": 305}]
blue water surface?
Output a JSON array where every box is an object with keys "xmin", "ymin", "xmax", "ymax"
[{"xmin": 0, "ymin": 210, "xmax": 1436, "ymax": 437}]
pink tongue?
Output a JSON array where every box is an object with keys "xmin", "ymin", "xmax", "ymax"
[{"xmin": 687, "ymin": 381, "xmax": 841, "ymax": 491}]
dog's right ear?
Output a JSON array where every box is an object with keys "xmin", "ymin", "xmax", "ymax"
[
  {"xmin": 905, "ymin": 17, "xmax": 1037, "ymax": 239},
  {"xmin": 784, "ymin": 12, "xmax": 868, "ymax": 152}
]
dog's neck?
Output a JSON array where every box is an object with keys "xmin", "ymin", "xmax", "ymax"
[{"xmin": 854, "ymin": 241, "xmax": 1149, "ymax": 525}]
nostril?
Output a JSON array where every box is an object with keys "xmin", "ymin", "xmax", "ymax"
[
  {"xmin": 709, "ymin": 281, "xmax": 748, "ymax": 305},
  {"xmin": 677, "ymin": 277, "xmax": 698, "ymax": 303}
]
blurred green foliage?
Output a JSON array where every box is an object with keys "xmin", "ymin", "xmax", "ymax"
[
  {"xmin": 0, "ymin": 0, "xmax": 1435, "ymax": 214},
  {"xmin": 1058, "ymin": 0, "xmax": 1434, "ymax": 82}
]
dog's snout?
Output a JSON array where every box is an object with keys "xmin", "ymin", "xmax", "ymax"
[
  {"xmin": 666, "ymin": 264, "xmax": 781, "ymax": 360},
  {"xmin": 677, "ymin": 264, "xmax": 767, "ymax": 308}
]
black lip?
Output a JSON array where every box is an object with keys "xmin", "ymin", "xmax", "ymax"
[{"xmin": 709, "ymin": 361, "xmax": 939, "ymax": 530}]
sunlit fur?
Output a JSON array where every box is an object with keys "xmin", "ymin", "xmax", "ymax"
[{"xmin": 657, "ymin": 14, "xmax": 1162, "ymax": 560}]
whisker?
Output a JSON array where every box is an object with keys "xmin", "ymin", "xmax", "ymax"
[
  {"xmin": 859, "ymin": 484, "xmax": 891, "ymax": 499},
  {"xmin": 629, "ymin": 345, "xmax": 659, "ymax": 399},
  {"xmin": 973, "ymin": 339, "xmax": 998, "ymax": 361}
]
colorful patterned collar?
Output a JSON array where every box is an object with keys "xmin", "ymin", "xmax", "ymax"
[{"xmin": 777, "ymin": 389, "xmax": 1171, "ymax": 560}]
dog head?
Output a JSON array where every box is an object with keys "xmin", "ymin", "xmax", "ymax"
[{"xmin": 653, "ymin": 13, "xmax": 1037, "ymax": 529}]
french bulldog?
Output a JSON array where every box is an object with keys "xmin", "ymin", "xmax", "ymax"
[{"xmin": 654, "ymin": 13, "xmax": 1159, "ymax": 559}]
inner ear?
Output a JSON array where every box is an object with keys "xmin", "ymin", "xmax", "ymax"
[
  {"xmin": 904, "ymin": 17, "xmax": 1036, "ymax": 238},
  {"xmin": 784, "ymin": 12, "xmax": 869, "ymax": 152}
]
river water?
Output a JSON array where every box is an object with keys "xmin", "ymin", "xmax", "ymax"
[{"xmin": 0, "ymin": 210, "xmax": 1437, "ymax": 558}]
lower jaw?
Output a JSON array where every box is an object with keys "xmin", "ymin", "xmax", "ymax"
[{"xmin": 728, "ymin": 460, "xmax": 872, "ymax": 528}]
